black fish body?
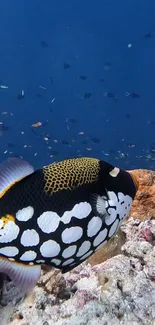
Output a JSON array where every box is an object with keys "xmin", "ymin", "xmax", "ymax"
[{"xmin": 0, "ymin": 157, "xmax": 138, "ymax": 292}]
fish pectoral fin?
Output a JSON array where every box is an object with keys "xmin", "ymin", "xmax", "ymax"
[
  {"xmin": 0, "ymin": 157, "xmax": 34, "ymax": 198},
  {"xmin": 91, "ymin": 193, "xmax": 107, "ymax": 217},
  {"xmin": 0, "ymin": 257, "xmax": 41, "ymax": 293}
]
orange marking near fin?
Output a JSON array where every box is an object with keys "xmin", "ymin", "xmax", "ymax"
[
  {"xmin": 0, "ymin": 214, "xmax": 15, "ymax": 228},
  {"xmin": 0, "ymin": 177, "xmax": 24, "ymax": 198}
]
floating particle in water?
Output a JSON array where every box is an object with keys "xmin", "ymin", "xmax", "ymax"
[
  {"xmin": 79, "ymin": 76, "xmax": 87, "ymax": 80},
  {"xmin": 144, "ymin": 33, "xmax": 151, "ymax": 39},
  {"xmin": 130, "ymin": 92, "xmax": 140, "ymax": 98},
  {"xmin": 16, "ymin": 90, "xmax": 25, "ymax": 100},
  {"xmin": 102, "ymin": 150, "xmax": 109, "ymax": 156},
  {"xmin": 40, "ymin": 41, "xmax": 49, "ymax": 48},
  {"xmin": 51, "ymin": 98, "xmax": 55, "ymax": 104},
  {"xmin": 91, "ymin": 137, "xmax": 100, "ymax": 143},
  {"xmin": 83, "ymin": 92, "xmax": 92, "ymax": 99},
  {"xmin": 79, "ymin": 132, "xmax": 84, "ymax": 135},
  {"xmin": 119, "ymin": 152, "xmax": 128, "ymax": 158},
  {"xmin": 44, "ymin": 136, "xmax": 50, "ymax": 141},
  {"xmin": 127, "ymin": 143, "xmax": 136, "ymax": 148},
  {"xmin": 39, "ymin": 85, "xmax": 46, "ymax": 90},
  {"xmin": 64, "ymin": 62, "xmax": 70, "ymax": 69}
]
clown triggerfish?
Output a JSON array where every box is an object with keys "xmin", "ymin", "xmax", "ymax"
[{"xmin": 0, "ymin": 157, "xmax": 138, "ymax": 292}]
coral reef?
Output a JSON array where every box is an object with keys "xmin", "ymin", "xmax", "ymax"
[
  {"xmin": 1, "ymin": 218, "xmax": 155, "ymax": 325},
  {"xmin": 128, "ymin": 169, "xmax": 155, "ymax": 220}
]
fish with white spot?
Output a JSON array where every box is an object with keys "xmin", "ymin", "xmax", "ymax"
[{"xmin": 0, "ymin": 157, "xmax": 138, "ymax": 292}]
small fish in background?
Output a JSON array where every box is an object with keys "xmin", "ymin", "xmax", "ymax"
[
  {"xmin": 0, "ymin": 84, "xmax": 8, "ymax": 89},
  {"xmin": 83, "ymin": 92, "xmax": 92, "ymax": 99},
  {"xmin": 64, "ymin": 62, "xmax": 70, "ymax": 69},
  {"xmin": 16, "ymin": 90, "xmax": 25, "ymax": 100},
  {"xmin": 130, "ymin": 92, "xmax": 140, "ymax": 98},
  {"xmin": 0, "ymin": 157, "xmax": 139, "ymax": 293},
  {"xmin": 79, "ymin": 76, "xmax": 87, "ymax": 80},
  {"xmin": 40, "ymin": 41, "xmax": 49, "ymax": 48}
]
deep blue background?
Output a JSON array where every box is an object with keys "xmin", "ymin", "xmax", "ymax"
[{"xmin": 0, "ymin": 0, "xmax": 155, "ymax": 170}]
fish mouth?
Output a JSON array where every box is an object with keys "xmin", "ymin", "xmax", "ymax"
[{"xmin": 128, "ymin": 171, "xmax": 139, "ymax": 191}]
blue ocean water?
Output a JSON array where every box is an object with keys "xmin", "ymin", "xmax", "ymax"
[{"xmin": 0, "ymin": 0, "xmax": 155, "ymax": 171}]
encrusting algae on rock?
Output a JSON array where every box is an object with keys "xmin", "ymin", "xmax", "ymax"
[
  {"xmin": 1, "ymin": 218, "xmax": 155, "ymax": 325},
  {"xmin": 127, "ymin": 169, "xmax": 155, "ymax": 220}
]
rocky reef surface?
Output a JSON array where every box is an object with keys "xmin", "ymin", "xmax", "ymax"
[{"xmin": 1, "ymin": 169, "xmax": 155, "ymax": 325}]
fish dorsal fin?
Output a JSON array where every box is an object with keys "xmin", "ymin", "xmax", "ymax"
[{"xmin": 0, "ymin": 157, "xmax": 34, "ymax": 198}]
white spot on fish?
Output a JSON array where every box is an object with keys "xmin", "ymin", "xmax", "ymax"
[
  {"xmin": 80, "ymin": 250, "xmax": 93, "ymax": 260},
  {"xmin": 62, "ymin": 245, "xmax": 77, "ymax": 258},
  {"xmin": 61, "ymin": 202, "xmax": 92, "ymax": 224},
  {"xmin": 40, "ymin": 240, "xmax": 60, "ymax": 258},
  {"xmin": 51, "ymin": 258, "xmax": 61, "ymax": 266},
  {"xmin": 76, "ymin": 241, "xmax": 91, "ymax": 257},
  {"xmin": 36, "ymin": 260, "xmax": 45, "ymax": 264},
  {"xmin": 109, "ymin": 167, "xmax": 120, "ymax": 177},
  {"xmin": 61, "ymin": 226, "xmax": 83, "ymax": 244},
  {"xmin": 105, "ymin": 208, "xmax": 117, "ymax": 226},
  {"xmin": 105, "ymin": 191, "xmax": 133, "ymax": 225},
  {"xmin": 37, "ymin": 211, "xmax": 60, "ymax": 233},
  {"xmin": 0, "ymin": 221, "xmax": 20, "ymax": 243},
  {"xmin": 108, "ymin": 219, "xmax": 119, "ymax": 238},
  {"xmin": 20, "ymin": 251, "xmax": 37, "ymax": 261},
  {"xmin": 16, "ymin": 206, "xmax": 34, "ymax": 222},
  {"xmin": 20, "ymin": 229, "xmax": 39, "ymax": 247},
  {"xmin": 0, "ymin": 246, "xmax": 19, "ymax": 257},
  {"xmin": 93, "ymin": 228, "xmax": 108, "ymax": 247},
  {"xmin": 87, "ymin": 217, "xmax": 102, "ymax": 237},
  {"xmin": 62, "ymin": 258, "xmax": 75, "ymax": 266}
]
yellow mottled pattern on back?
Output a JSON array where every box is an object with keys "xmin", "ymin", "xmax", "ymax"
[{"xmin": 43, "ymin": 157, "xmax": 100, "ymax": 194}]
